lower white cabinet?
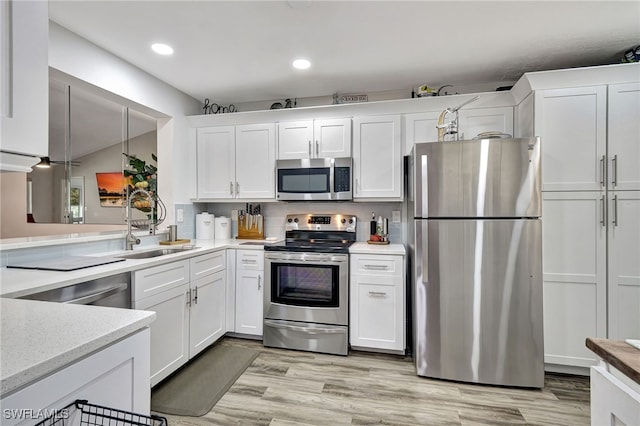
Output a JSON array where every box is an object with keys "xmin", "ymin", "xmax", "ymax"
[
  {"xmin": 591, "ymin": 363, "xmax": 640, "ymax": 426},
  {"xmin": 235, "ymin": 249, "xmax": 264, "ymax": 336},
  {"xmin": 1, "ymin": 329, "xmax": 151, "ymax": 426},
  {"xmin": 349, "ymin": 253, "xmax": 405, "ymax": 353},
  {"xmin": 133, "ymin": 251, "xmax": 226, "ymax": 386}
]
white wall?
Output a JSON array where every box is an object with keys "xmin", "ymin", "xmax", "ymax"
[{"xmin": 48, "ymin": 22, "xmax": 202, "ymax": 228}]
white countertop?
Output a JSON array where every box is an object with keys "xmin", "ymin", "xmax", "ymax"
[
  {"xmin": 349, "ymin": 242, "xmax": 406, "ymax": 255},
  {"xmin": 0, "ymin": 238, "xmax": 271, "ymax": 298},
  {"xmin": 0, "ymin": 298, "xmax": 155, "ymax": 397}
]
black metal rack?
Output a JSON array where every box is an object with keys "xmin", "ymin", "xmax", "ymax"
[{"xmin": 34, "ymin": 400, "xmax": 167, "ymax": 426}]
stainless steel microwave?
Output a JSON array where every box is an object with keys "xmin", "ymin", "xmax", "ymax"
[{"xmin": 276, "ymin": 157, "xmax": 352, "ymax": 201}]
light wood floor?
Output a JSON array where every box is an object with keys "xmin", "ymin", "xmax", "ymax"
[{"xmin": 161, "ymin": 337, "xmax": 590, "ymax": 426}]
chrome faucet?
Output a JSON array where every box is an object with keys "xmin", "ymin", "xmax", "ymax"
[{"xmin": 125, "ymin": 188, "xmax": 155, "ymax": 250}]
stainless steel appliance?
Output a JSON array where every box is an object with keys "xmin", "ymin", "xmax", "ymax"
[
  {"xmin": 276, "ymin": 157, "xmax": 352, "ymax": 201},
  {"xmin": 18, "ymin": 272, "xmax": 131, "ymax": 308},
  {"xmin": 263, "ymin": 213, "xmax": 356, "ymax": 355},
  {"xmin": 409, "ymin": 137, "xmax": 543, "ymax": 388}
]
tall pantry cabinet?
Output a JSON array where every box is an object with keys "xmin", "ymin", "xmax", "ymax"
[{"xmin": 534, "ymin": 82, "xmax": 640, "ymax": 369}]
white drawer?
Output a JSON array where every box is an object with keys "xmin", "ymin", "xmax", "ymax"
[
  {"xmin": 133, "ymin": 260, "xmax": 190, "ymax": 301},
  {"xmin": 237, "ymin": 249, "xmax": 264, "ymax": 270},
  {"xmin": 190, "ymin": 251, "xmax": 225, "ymax": 280},
  {"xmin": 351, "ymin": 254, "xmax": 403, "ymax": 276}
]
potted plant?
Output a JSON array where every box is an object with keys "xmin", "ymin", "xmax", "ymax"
[{"xmin": 123, "ymin": 153, "xmax": 165, "ymax": 227}]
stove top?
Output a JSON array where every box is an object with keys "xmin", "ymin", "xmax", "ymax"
[{"xmin": 264, "ymin": 213, "xmax": 357, "ymax": 254}]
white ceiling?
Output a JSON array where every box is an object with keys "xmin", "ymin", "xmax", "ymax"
[{"xmin": 48, "ymin": 0, "xmax": 640, "ymax": 106}]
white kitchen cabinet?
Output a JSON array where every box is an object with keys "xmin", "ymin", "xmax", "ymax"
[
  {"xmin": 133, "ymin": 251, "xmax": 226, "ymax": 386},
  {"xmin": 196, "ymin": 123, "xmax": 275, "ymax": 200},
  {"xmin": 403, "ymin": 111, "xmax": 440, "ymax": 156},
  {"xmin": 534, "ymin": 86, "xmax": 607, "ymax": 191},
  {"xmin": 608, "ymin": 82, "xmax": 640, "ymax": 191},
  {"xmin": 278, "ymin": 118, "xmax": 351, "ymax": 159},
  {"xmin": 235, "ymin": 249, "xmax": 264, "ymax": 336},
  {"xmin": 350, "ymin": 253, "xmax": 404, "ymax": 353},
  {"xmin": 542, "ymin": 192, "xmax": 607, "ymax": 368},
  {"xmin": 1, "ymin": 329, "xmax": 151, "ymax": 426},
  {"xmin": 607, "ymin": 191, "xmax": 640, "ymax": 340},
  {"xmin": 591, "ymin": 363, "xmax": 640, "ymax": 426},
  {"xmin": 189, "ymin": 269, "xmax": 226, "ymax": 356},
  {"xmin": 352, "ymin": 115, "xmax": 402, "ymax": 200},
  {"xmin": 457, "ymin": 106, "xmax": 514, "ymax": 140},
  {"xmin": 0, "ymin": 0, "xmax": 49, "ymax": 170}
]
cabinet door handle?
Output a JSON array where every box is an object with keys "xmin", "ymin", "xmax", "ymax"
[
  {"xmin": 242, "ymin": 259, "xmax": 257, "ymax": 264},
  {"xmin": 229, "ymin": 182, "xmax": 234, "ymax": 195},
  {"xmin": 308, "ymin": 140, "xmax": 312, "ymax": 157},
  {"xmin": 364, "ymin": 264, "xmax": 389, "ymax": 270},
  {"xmin": 235, "ymin": 181, "xmax": 239, "ymax": 196},
  {"xmin": 600, "ymin": 195, "xmax": 606, "ymax": 227},
  {"xmin": 186, "ymin": 288, "xmax": 192, "ymax": 307},
  {"xmin": 315, "ymin": 140, "xmax": 319, "ymax": 156},
  {"xmin": 193, "ymin": 286, "xmax": 198, "ymax": 304},
  {"xmin": 612, "ymin": 155, "xmax": 618, "ymax": 187},
  {"xmin": 258, "ymin": 275, "xmax": 262, "ymax": 290},
  {"xmin": 612, "ymin": 195, "xmax": 618, "ymax": 227},
  {"xmin": 599, "ymin": 155, "xmax": 605, "ymax": 187},
  {"xmin": 368, "ymin": 291, "xmax": 387, "ymax": 297}
]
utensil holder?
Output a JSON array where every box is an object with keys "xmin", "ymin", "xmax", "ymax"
[{"xmin": 237, "ymin": 215, "xmax": 264, "ymax": 240}]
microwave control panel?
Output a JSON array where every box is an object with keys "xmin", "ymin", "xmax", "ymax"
[{"xmin": 334, "ymin": 167, "xmax": 351, "ymax": 193}]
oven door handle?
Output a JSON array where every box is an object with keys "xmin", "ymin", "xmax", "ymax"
[{"xmin": 264, "ymin": 319, "xmax": 346, "ymax": 335}]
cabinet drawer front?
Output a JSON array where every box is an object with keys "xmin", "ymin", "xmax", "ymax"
[
  {"xmin": 237, "ymin": 249, "xmax": 264, "ymax": 270},
  {"xmin": 133, "ymin": 260, "xmax": 190, "ymax": 301},
  {"xmin": 191, "ymin": 251, "xmax": 226, "ymax": 279},
  {"xmin": 351, "ymin": 254, "xmax": 402, "ymax": 276}
]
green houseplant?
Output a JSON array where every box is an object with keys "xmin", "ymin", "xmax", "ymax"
[{"xmin": 123, "ymin": 153, "xmax": 165, "ymax": 227}]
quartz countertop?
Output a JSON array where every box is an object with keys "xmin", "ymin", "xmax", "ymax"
[
  {"xmin": 586, "ymin": 337, "xmax": 640, "ymax": 385},
  {"xmin": 0, "ymin": 238, "xmax": 272, "ymax": 298},
  {"xmin": 0, "ymin": 298, "xmax": 155, "ymax": 397},
  {"xmin": 349, "ymin": 242, "xmax": 406, "ymax": 255}
]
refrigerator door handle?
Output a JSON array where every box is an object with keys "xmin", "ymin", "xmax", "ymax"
[{"xmin": 420, "ymin": 154, "xmax": 428, "ymax": 216}]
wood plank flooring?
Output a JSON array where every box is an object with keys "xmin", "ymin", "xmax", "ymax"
[{"xmin": 159, "ymin": 337, "xmax": 590, "ymax": 426}]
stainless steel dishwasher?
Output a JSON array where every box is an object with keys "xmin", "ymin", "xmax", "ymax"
[{"xmin": 19, "ymin": 272, "xmax": 131, "ymax": 308}]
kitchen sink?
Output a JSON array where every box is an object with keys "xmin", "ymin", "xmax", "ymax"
[
  {"xmin": 116, "ymin": 247, "xmax": 198, "ymax": 259},
  {"xmin": 239, "ymin": 241, "xmax": 265, "ymax": 246}
]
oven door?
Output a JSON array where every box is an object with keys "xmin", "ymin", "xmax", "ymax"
[{"xmin": 264, "ymin": 251, "xmax": 348, "ymax": 325}]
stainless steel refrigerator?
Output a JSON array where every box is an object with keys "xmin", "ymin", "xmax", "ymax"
[{"xmin": 408, "ymin": 137, "xmax": 544, "ymax": 388}]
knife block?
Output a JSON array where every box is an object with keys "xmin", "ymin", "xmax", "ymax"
[{"xmin": 237, "ymin": 215, "xmax": 265, "ymax": 240}]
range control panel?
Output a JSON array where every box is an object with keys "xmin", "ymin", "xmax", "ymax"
[{"xmin": 285, "ymin": 214, "xmax": 357, "ymax": 232}]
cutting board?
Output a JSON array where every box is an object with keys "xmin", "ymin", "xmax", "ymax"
[{"xmin": 7, "ymin": 256, "xmax": 126, "ymax": 271}]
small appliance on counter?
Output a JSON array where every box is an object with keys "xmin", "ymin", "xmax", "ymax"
[{"xmin": 237, "ymin": 204, "xmax": 264, "ymax": 239}]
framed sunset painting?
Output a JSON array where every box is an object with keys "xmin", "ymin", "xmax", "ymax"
[{"xmin": 96, "ymin": 172, "xmax": 129, "ymax": 207}]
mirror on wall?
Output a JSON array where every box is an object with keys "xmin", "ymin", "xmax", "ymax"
[{"xmin": 27, "ymin": 78, "xmax": 157, "ymax": 224}]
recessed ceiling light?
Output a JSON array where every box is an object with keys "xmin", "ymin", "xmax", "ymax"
[
  {"xmin": 151, "ymin": 43, "xmax": 174, "ymax": 55},
  {"xmin": 292, "ymin": 59, "xmax": 311, "ymax": 70}
]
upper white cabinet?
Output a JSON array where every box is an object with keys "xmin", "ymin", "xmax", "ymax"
[
  {"xmin": 403, "ymin": 111, "xmax": 440, "ymax": 156},
  {"xmin": 352, "ymin": 115, "xmax": 402, "ymax": 200},
  {"xmin": 196, "ymin": 123, "xmax": 275, "ymax": 200},
  {"xmin": 403, "ymin": 107, "xmax": 513, "ymax": 156},
  {"xmin": 457, "ymin": 106, "xmax": 514, "ymax": 140},
  {"xmin": 0, "ymin": 0, "xmax": 49, "ymax": 169},
  {"xmin": 278, "ymin": 118, "xmax": 351, "ymax": 159},
  {"xmin": 608, "ymin": 83, "xmax": 640, "ymax": 191},
  {"xmin": 535, "ymin": 86, "xmax": 607, "ymax": 191}
]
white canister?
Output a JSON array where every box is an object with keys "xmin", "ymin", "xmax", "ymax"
[
  {"xmin": 214, "ymin": 216, "xmax": 231, "ymax": 241},
  {"xmin": 196, "ymin": 212, "xmax": 215, "ymax": 240}
]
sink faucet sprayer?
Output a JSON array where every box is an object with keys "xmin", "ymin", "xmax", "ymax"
[
  {"xmin": 126, "ymin": 188, "xmax": 155, "ymax": 250},
  {"xmin": 436, "ymin": 95, "xmax": 480, "ymax": 142}
]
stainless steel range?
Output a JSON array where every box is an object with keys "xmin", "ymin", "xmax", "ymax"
[{"xmin": 263, "ymin": 213, "xmax": 357, "ymax": 356}]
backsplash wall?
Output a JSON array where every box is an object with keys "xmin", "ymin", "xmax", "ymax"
[{"xmin": 176, "ymin": 202, "xmax": 403, "ymax": 243}]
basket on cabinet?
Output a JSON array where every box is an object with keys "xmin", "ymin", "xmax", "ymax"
[{"xmin": 34, "ymin": 400, "xmax": 167, "ymax": 426}]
